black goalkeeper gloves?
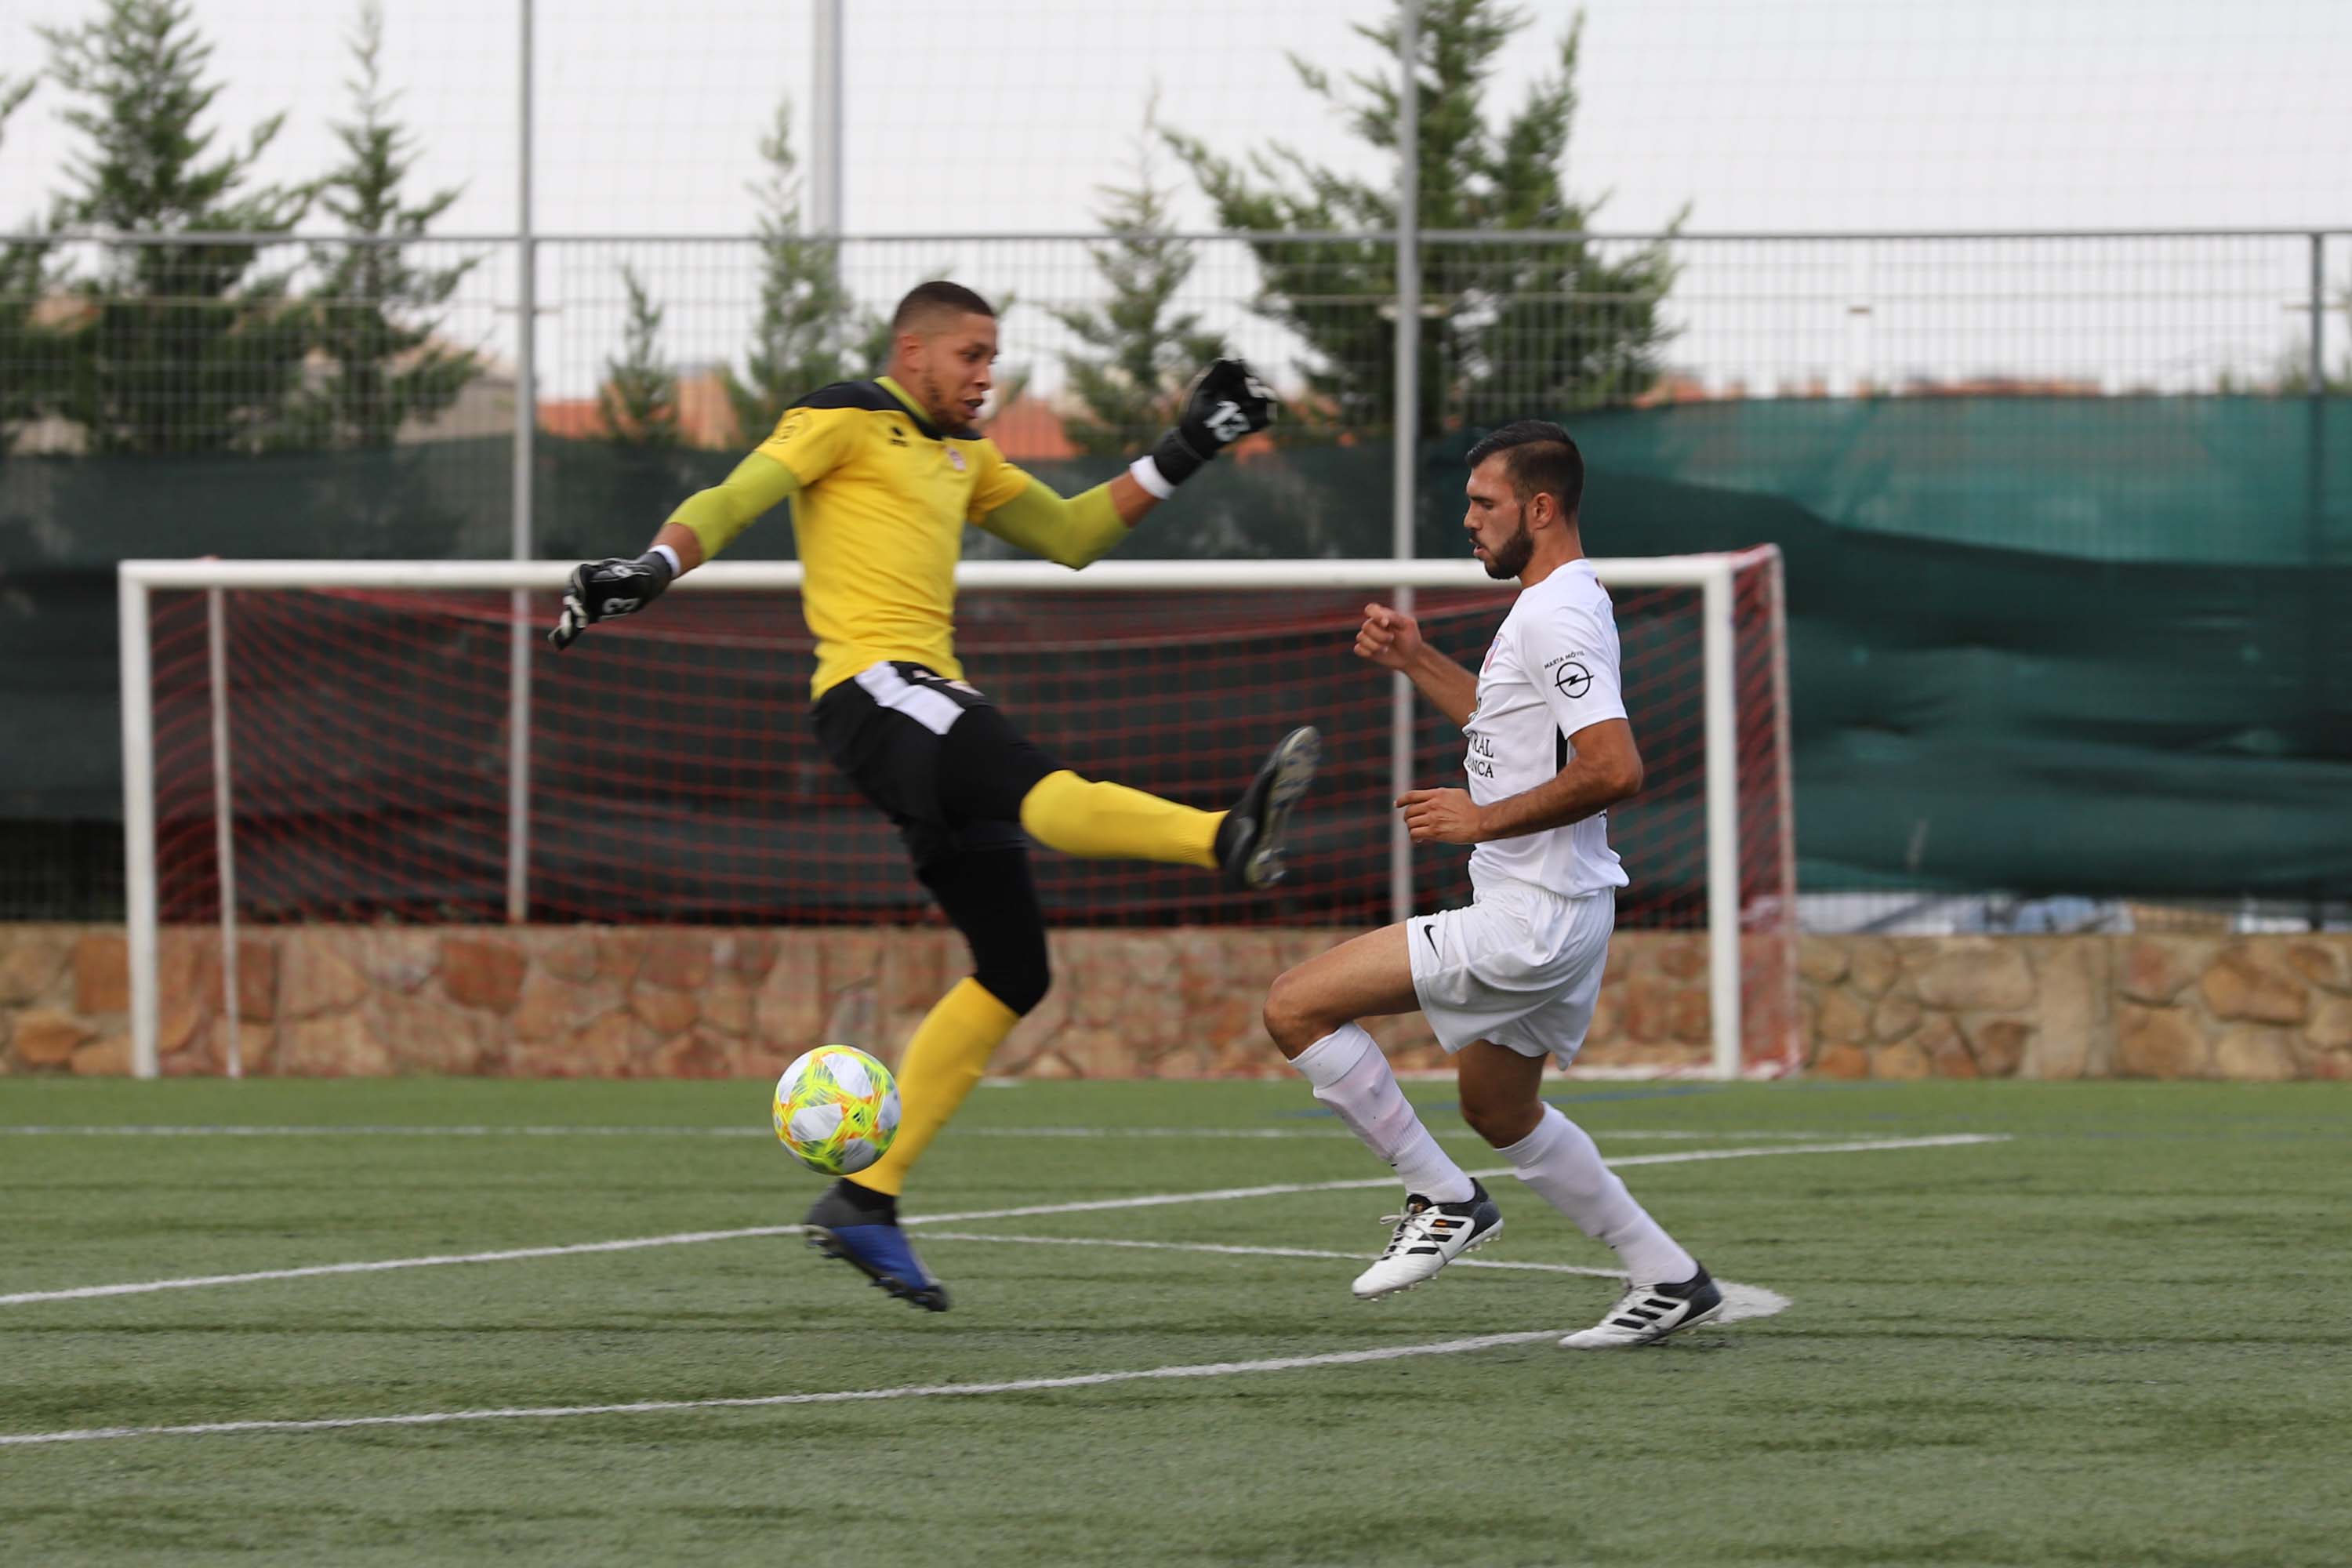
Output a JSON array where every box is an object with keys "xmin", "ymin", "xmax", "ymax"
[
  {"xmin": 548, "ymin": 550, "xmax": 675, "ymax": 650},
  {"xmin": 1138, "ymin": 358, "xmax": 1277, "ymax": 492}
]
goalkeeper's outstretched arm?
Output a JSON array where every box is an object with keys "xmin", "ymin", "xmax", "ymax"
[
  {"xmin": 976, "ymin": 358, "xmax": 1276, "ymax": 569},
  {"xmin": 549, "ymin": 452, "xmax": 799, "ymax": 649}
]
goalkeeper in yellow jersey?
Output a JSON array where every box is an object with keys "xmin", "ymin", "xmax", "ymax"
[{"xmin": 550, "ymin": 281, "xmax": 1316, "ymax": 1312}]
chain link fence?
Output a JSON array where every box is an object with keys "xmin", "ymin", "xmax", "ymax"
[
  {"xmin": 13, "ymin": 227, "xmax": 2338, "ymax": 448},
  {"xmin": 4, "ymin": 216, "xmax": 2348, "ymax": 928}
]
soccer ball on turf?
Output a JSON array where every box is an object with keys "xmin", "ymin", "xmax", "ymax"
[{"xmin": 772, "ymin": 1045, "xmax": 901, "ymax": 1175}]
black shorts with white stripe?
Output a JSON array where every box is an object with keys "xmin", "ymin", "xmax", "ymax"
[{"xmin": 810, "ymin": 661, "xmax": 1064, "ymax": 871}]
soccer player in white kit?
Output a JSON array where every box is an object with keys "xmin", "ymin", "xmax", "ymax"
[{"xmin": 1261, "ymin": 420, "xmax": 1721, "ymax": 1349}]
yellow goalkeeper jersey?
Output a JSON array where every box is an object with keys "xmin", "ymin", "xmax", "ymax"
[{"xmin": 666, "ymin": 376, "xmax": 1129, "ymax": 699}]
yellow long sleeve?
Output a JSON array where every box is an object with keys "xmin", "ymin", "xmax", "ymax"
[
  {"xmin": 972, "ymin": 476, "xmax": 1129, "ymax": 569},
  {"xmin": 665, "ymin": 451, "xmax": 804, "ymax": 561}
]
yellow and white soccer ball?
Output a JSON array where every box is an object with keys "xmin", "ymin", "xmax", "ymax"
[{"xmin": 772, "ymin": 1045, "xmax": 901, "ymax": 1175}]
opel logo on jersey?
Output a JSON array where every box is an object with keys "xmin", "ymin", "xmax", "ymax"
[{"xmin": 1553, "ymin": 659, "xmax": 1592, "ymax": 699}]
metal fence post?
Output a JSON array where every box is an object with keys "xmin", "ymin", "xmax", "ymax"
[
  {"xmin": 1388, "ymin": 0, "xmax": 1421, "ymax": 928},
  {"xmin": 505, "ymin": 0, "xmax": 537, "ymax": 924},
  {"xmin": 811, "ymin": 1, "xmax": 844, "ymax": 236},
  {"xmin": 2310, "ymin": 230, "xmax": 2329, "ymax": 930}
]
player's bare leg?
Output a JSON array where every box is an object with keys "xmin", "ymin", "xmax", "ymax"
[
  {"xmin": 1263, "ymin": 929, "xmax": 1502, "ymax": 1299},
  {"xmin": 1451, "ymin": 1041, "xmax": 1719, "ymax": 1346}
]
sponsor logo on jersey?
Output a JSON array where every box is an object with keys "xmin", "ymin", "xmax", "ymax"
[{"xmin": 1547, "ymin": 655, "xmax": 1592, "ymax": 699}]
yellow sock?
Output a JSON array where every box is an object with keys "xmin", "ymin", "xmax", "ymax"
[
  {"xmin": 1018, "ymin": 769, "xmax": 1221, "ymax": 869},
  {"xmin": 849, "ymin": 978, "xmax": 1019, "ymax": 1198}
]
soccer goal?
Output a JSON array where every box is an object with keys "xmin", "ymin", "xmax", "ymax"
[{"xmin": 117, "ymin": 551, "xmax": 1794, "ymax": 1081}]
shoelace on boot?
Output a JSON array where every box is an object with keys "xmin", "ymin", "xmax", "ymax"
[{"xmin": 1373, "ymin": 1200, "xmax": 1457, "ymax": 1259}]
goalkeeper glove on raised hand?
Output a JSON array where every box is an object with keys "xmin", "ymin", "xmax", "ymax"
[
  {"xmin": 549, "ymin": 550, "xmax": 675, "ymax": 650},
  {"xmin": 1134, "ymin": 358, "xmax": 1277, "ymax": 495}
]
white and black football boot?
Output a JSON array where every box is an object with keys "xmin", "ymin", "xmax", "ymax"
[
  {"xmin": 1351, "ymin": 1180, "xmax": 1504, "ymax": 1300},
  {"xmin": 1559, "ymin": 1265, "xmax": 1723, "ymax": 1348}
]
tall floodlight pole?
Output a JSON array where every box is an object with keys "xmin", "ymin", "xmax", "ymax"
[
  {"xmin": 505, "ymin": 0, "xmax": 536, "ymax": 923},
  {"xmin": 811, "ymin": 1, "xmax": 844, "ymax": 234},
  {"xmin": 1388, "ymin": 0, "xmax": 1422, "ymax": 925}
]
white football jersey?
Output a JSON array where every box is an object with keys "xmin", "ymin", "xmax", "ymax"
[{"xmin": 1461, "ymin": 559, "xmax": 1632, "ymax": 898}]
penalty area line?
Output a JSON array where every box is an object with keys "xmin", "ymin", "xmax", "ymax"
[
  {"xmin": 0, "ymin": 1330, "xmax": 1565, "ymax": 1448},
  {"xmin": 0, "ymin": 1134, "xmax": 2004, "ymax": 1308}
]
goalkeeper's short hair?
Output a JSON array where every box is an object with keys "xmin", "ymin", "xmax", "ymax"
[{"xmin": 892, "ymin": 280, "xmax": 996, "ymax": 333}]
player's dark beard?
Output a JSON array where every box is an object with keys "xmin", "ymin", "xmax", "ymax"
[
  {"xmin": 1483, "ymin": 519, "xmax": 1535, "ymax": 579},
  {"xmin": 916, "ymin": 368, "xmax": 957, "ymax": 430}
]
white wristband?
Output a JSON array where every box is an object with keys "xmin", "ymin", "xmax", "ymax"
[
  {"xmin": 650, "ymin": 543, "xmax": 683, "ymax": 577},
  {"xmin": 1127, "ymin": 455, "xmax": 1176, "ymax": 500}
]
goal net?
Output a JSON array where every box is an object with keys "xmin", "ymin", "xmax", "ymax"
[{"xmin": 122, "ymin": 554, "xmax": 1793, "ymax": 1079}]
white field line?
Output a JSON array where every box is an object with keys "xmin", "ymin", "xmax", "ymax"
[
  {"xmin": 0, "ymin": 1330, "xmax": 1566, "ymax": 1449},
  {"xmin": 924, "ymin": 1231, "xmax": 1628, "ymax": 1278},
  {"xmin": 0, "ymin": 1123, "xmax": 1851, "ymax": 1142},
  {"xmin": 918, "ymin": 1232, "xmax": 1795, "ymax": 1325},
  {"xmin": 0, "ymin": 1134, "xmax": 2005, "ymax": 1308}
]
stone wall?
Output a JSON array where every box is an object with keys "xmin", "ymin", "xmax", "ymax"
[
  {"xmin": 1797, "ymin": 934, "xmax": 2352, "ymax": 1080},
  {"xmin": 2, "ymin": 924, "xmax": 2347, "ymax": 1080}
]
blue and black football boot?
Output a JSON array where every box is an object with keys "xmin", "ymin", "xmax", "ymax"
[{"xmin": 802, "ymin": 1179, "xmax": 949, "ymax": 1312}]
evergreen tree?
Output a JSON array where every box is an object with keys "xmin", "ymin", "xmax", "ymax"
[
  {"xmin": 1051, "ymin": 94, "xmax": 1224, "ymax": 456},
  {"xmin": 0, "ymin": 75, "xmax": 53, "ymax": 456},
  {"xmin": 41, "ymin": 0, "xmax": 313, "ymax": 453},
  {"xmin": 1164, "ymin": 0, "xmax": 1679, "ymax": 441},
  {"xmin": 598, "ymin": 264, "xmax": 680, "ymax": 446},
  {"xmin": 300, "ymin": 1, "xmax": 482, "ymax": 447},
  {"xmin": 720, "ymin": 96, "xmax": 862, "ymax": 441}
]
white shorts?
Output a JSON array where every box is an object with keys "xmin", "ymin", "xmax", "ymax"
[{"xmin": 1407, "ymin": 880, "xmax": 1615, "ymax": 1066}]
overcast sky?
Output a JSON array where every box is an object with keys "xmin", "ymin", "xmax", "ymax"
[
  {"xmin": 2, "ymin": 1, "xmax": 2346, "ymax": 395},
  {"xmin": 5, "ymin": 0, "xmax": 2344, "ymax": 235}
]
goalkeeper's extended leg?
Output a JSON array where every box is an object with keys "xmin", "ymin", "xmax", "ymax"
[
  {"xmin": 1016, "ymin": 726, "xmax": 1320, "ymax": 891},
  {"xmin": 903, "ymin": 668, "xmax": 1319, "ymax": 891},
  {"xmin": 803, "ymin": 847, "xmax": 1047, "ymax": 1312}
]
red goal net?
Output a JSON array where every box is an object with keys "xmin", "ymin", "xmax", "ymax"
[{"xmin": 140, "ymin": 554, "xmax": 1795, "ymax": 1070}]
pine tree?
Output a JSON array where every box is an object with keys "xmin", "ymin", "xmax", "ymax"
[
  {"xmin": 300, "ymin": 1, "xmax": 483, "ymax": 448},
  {"xmin": 720, "ymin": 96, "xmax": 863, "ymax": 442},
  {"xmin": 0, "ymin": 75, "xmax": 53, "ymax": 456},
  {"xmin": 1051, "ymin": 94, "xmax": 1224, "ymax": 457},
  {"xmin": 1164, "ymin": 0, "xmax": 1679, "ymax": 441},
  {"xmin": 598, "ymin": 265, "xmax": 680, "ymax": 446},
  {"xmin": 41, "ymin": 0, "xmax": 314, "ymax": 453}
]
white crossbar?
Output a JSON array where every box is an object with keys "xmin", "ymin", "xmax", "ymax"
[{"xmin": 118, "ymin": 557, "xmax": 1735, "ymax": 592}]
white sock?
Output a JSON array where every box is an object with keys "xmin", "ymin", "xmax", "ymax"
[
  {"xmin": 1291, "ymin": 1023, "xmax": 1475, "ymax": 1204},
  {"xmin": 1499, "ymin": 1105, "xmax": 1697, "ymax": 1284}
]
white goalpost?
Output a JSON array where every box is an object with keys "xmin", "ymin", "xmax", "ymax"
[{"xmin": 117, "ymin": 552, "xmax": 1794, "ymax": 1082}]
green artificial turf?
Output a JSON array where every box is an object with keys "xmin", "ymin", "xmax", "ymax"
[{"xmin": 2, "ymin": 1078, "xmax": 2347, "ymax": 1566}]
